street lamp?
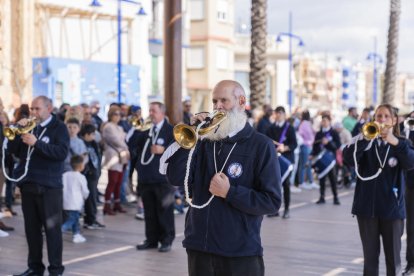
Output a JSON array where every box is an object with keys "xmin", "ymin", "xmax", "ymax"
[
  {"xmin": 366, "ymin": 37, "xmax": 383, "ymax": 106},
  {"xmin": 90, "ymin": 0, "xmax": 146, "ymax": 103},
  {"xmin": 276, "ymin": 12, "xmax": 304, "ymax": 114}
]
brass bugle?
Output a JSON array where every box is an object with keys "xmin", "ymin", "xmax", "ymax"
[
  {"xmin": 130, "ymin": 116, "xmax": 152, "ymax": 131},
  {"xmin": 173, "ymin": 110, "xmax": 227, "ymax": 149},
  {"xmin": 361, "ymin": 122, "xmax": 392, "ymax": 140},
  {"xmin": 3, "ymin": 118, "xmax": 37, "ymax": 140}
]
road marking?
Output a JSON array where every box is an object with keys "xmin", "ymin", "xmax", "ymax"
[
  {"xmin": 63, "ymin": 246, "xmax": 134, "ymax": 265},
  {"xmin": 69, "ymin": 272, "xmax": 99, "ymax": 276},
  {"xmin": 279, "ymin": 191, "xmax": 353, "ymax": 212},
  {"xmin": 323, "ymin": 267, "xmax": 346, "ymax": 276},
  {"xmin": 290, "ymin": 218, "xmax": 356, "ymax": 226},
  {"xmin": 351, "ymin": 257, "xmax": 364, "ymax": 264},
  {"xmin": 62, "ymin": 232, "xmax": 187, "ymax": 266}
]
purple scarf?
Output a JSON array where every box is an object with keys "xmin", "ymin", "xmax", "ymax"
[{"xmin": 278, "ymin": 123, "xmax": 290, "ymax": 144}]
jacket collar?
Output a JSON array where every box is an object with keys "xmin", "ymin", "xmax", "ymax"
[{"xmin": 226, "ymin": 123, "xmax": 254, "ymax": 143}]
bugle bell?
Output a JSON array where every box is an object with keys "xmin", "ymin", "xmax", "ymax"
[
  {"xmin": 361, "ymin": 122, "xmax": 391, "ymax": 140},
  {"xmin": 130, "ymin": 116, "xmax": 152, "ymax": 131},
  {"xmin": 3, "ymin": 119, "xmax": 37, "ymax": 140},
  {"xmin": 173, "ymin": 110, "xmax": 227, "ymax": 149}
]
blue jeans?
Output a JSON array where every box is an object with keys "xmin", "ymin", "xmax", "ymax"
[
  {"xmin": 62, "ymin": 210, "xmax": 81, "ymax": 235},
  {"xmin": 298, "ymin": 145, "xmax": 313, "ymax": 184},
  {"xmin": 120, "ymin": 162, "xmax": 131, "ymax": 203}
]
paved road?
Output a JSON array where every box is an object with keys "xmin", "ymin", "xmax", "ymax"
[{"xmin": 0, "ymin": 186, "xmax": 408, "ymax": 276}]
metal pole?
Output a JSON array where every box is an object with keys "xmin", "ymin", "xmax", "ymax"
[
  {"xmin": 117, "ymin": 0, "xmax": 122, "ymax": 103},
  {"xmin": 373, "ymin": 37, "xmax": 377, "ymax": 106},
  {"xmin": 288, "ymin": 11, "xmax": 293, "ymax": 113}
]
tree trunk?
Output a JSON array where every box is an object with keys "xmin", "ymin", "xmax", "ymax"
[
  {"xmin": 249, "ymin": 0, "xmax": 267, "ymax": 110},
  {"xmin": 382, "ymin": 0, "xmax": 401, "ymax": 105},
  {"xmin": 164, "ymin": 0, "xmax": 182, "ymax": 125}
]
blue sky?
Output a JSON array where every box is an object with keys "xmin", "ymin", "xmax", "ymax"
[{"xmin": 235, "ymin": 0, "xmax": 414, "ymax": 73}]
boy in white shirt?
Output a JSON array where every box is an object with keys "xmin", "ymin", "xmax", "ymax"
[{"xmin": 62, "ymin": 155, "xmax": 89, "ymax": 243}]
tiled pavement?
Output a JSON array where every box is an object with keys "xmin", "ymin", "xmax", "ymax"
[{"xmin": 0, "ymin": 186, "xmax": 407, "ymax": 276}]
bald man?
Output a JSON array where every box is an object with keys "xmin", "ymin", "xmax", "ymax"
[
  {"xmin": 7, "ymin": 96, "xmax": 69, "ymax": 276},
  {"xmin": 161, "ymin": 80, "xmax": 282, "ymax": 276}
]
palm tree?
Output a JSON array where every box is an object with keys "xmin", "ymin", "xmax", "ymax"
[
  {"xmin": 382, "ymin": 0, "xmax": 401, "ymax": 104},
  {"xmin": 249, "ymin": 0, "xmax": 267, "ymax": 110}
]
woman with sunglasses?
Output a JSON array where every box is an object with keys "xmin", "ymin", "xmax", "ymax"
[{"xmin": 102, "ymin": 106, "xmax": 130, "ymax": 215}]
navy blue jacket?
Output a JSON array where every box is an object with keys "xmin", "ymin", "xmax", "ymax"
[
  {"xmin": 266, "ymin": 122, "xmax": 297, "ymax": 163},
  {"xmin": 343, "ymin": 136, "xmax": 414, "ymax": 219},
  {"xmin": 256, "ymin": 116, "xmax": 272, "ymax": 134},
  {"xmin": 165, "ymin": 123, "xmax": 281, "ymax": 257},
  {"xmin": 312, "ymin": 127, "xmax": 341, "ymax": 156},
  {"xmin": 128, "ymin": 119, "xmax": 173, "ymax": 184},
  {"xmin": 405, "ymin": 130, "xmax": 414, "ymax": 189},
  {"xmin": 7, "ymin": 115, "xmax": 70, "ymax": 188}
]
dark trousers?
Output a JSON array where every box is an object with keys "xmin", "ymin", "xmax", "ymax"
[
  {"xmin": 357, "ymin": 216, "xmax": 404, "ymax": 276},
  {"xmin": 187, "ymin": 249, "xmax": 264, "ymax": 276},
  {"xmin": 319, "ymin": 168, "xmax": 338, "ymax": 199},
  {"xmin": 21, "ymin": 186, "xmax": 64, "ymax": 275},
  {"xmin": 282, "ymin": 178, "xmax": 291, "ymax": 211},
  {"xmin": 5, "ymin": 179, "xmax": 16, "ymax": 208},
  {"xmin": 84, "ymin": 174, "xmax": 99, "ymax": 224},
  {"xmin": 406, "ymin": 187, "xmax": 414, "ymax": 265},
  {"xmin": 141, "ymin": 182, "xmax": 175, "ymax": 245}
]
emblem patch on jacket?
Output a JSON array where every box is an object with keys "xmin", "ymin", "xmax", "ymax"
[
  {"xmin": 157, "ymin": 138, "xmax": 165, "ymax": 145},
  {"xmin": 388, "ymin": 157, "xmax": 398, "ymax": 167},
  {"xmin": 227, "ymin": 162, "xmax": 243, "ymax": 178},
  {"xmin": 41, "ymin": 136, "xmax": 50, "ymax": 143}
]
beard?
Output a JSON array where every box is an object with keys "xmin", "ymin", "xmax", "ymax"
[{"xmin": 203, "ymin": 108, "xmax": 247, "ymax": 141}]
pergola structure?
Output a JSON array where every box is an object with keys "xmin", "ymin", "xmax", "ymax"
[{"xmin": 0, "ymin": 0, "xmax": 138, "ymax": 109}]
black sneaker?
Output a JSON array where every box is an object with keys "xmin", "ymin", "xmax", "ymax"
[
  {"xmin": 267, "ymin": 212, "xmax": 279, "ymax": 218},
  {"xmin": 282, "ymin": 209, "xmax": 290, "ymax": 219},
  {"xmin": 94, "ymin": 221, "xmax": 106, "ymax": 229},
  {"xmin": 84, "ymin": 221, "xmax": 106, "ymax": 230},
  {"xmin": 333, "ymin": 198, "xmax": 341, "ymax": 205},
  {"xmin": 84, "ymin": 223, "xmax": 98, "ymax": 230},
  {"xmin": 316, "ymin": 198, "xmax": 326, "ymax": 204}
]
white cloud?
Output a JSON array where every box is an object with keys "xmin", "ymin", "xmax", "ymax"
[{"xmin": 236, "ymin": 0, "xmax": 414, "ymax": 73}]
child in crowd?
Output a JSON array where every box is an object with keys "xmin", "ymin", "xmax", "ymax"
[
  {"xmin": 64, "ymin": 118, "xmax": 88, "ymax": 172},
  {"xmin": 312, "ymin": 114, "xmax": 341, "ymax": 205},
  {"xmin": 62, "ymin": 155, "xmax": 89, "ymax": 243},
  {"xmin": 79, "ymin": 124, "xmax": 105, "ymax": 229}
]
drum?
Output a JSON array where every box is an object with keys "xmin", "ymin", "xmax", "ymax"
[
  {"xmin": 312, "ymin": 150, "xmax": 336, "ymax": 179},
  {"xmin": 278, "ymin": 153, "xmax": 293, "ymax": 182}
]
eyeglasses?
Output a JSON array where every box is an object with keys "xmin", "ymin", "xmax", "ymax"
[{"xmin": 113, "ymin": 113, "xmax": 121, "ymax": 116}]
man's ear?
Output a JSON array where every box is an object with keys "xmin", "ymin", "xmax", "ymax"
[{"xmin": 239, "ymin": 96, "xmax": 246, "ymax": 106}]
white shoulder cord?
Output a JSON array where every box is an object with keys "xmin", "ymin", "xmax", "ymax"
[
  {"xmin": 353, "ymin": 138, "xmax": 390, "ymax": 181},
  {"xmin": 141, "ymin": 126, "xmax": 161, "ymax": 165},
  {"xmin": 2, "ymin": 128, "xmax": 47, "ymax": 182},
  {"xmin": 182, "ymin": 122, "xmax": 237, "ymax": 209}
]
